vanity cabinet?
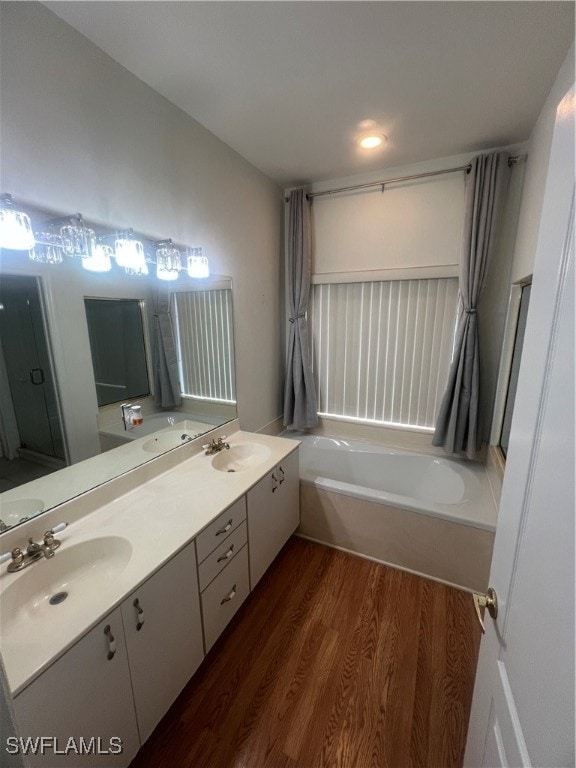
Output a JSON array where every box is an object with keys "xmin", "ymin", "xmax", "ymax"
[
  {"xmin": 247, "ymin": 448, "xmax": 300, "ymax": 588},
  {"xmin": 195, "ymin": 497, "xmax": 250, "ymax": 653},
  {"xmin": 120, "ymin": 541, "xmax": 204, "ymax": 744},
  {"xmin": 200, "ymin": 543, "xmax": 250, "ymax": 652},
  {"xmin": 13, "ymin": 607, "xmax": 140, "ymax": 768},
  {"xmin": 9, "ymin": 440, "xmax": 301, "ymax": 766}
]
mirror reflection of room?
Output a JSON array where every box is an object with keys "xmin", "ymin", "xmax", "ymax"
[
  {"xmin": 0, "ymin": 208, "xmax": 237, "ymax": 532},
  {"xmin": 84, "ymin": 298, "xmax": 150, "ymax": 408},
  {"xmin": 0, "ymin": 275, "xmax": 66, "ymax": 495}
]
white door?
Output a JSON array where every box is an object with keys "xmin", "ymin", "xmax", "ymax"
[{"xmin": 465, "ymin": 84, "xmax": 575, "ymax": 767}]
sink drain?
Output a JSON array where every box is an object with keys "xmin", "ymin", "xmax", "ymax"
[
  {"xmin": 49, "ymin": 591, "xmax": 68, "ymax": 605},
  {"xmin": 227, "ymin": 469, "xmax": 236, "ymax": 473}
]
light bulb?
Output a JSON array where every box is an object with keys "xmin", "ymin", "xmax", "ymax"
[
  {"xmin": 156, "ymin": 245, "xmax": 181, "ymax": 281},
  {"xmin": 358, "ymin": 134, "xmax": 386, "ymax": 149},
  {"xmin": 114, "ymin": 236, "xmax": 147, "ymax": 272},
  {"xmin": 186, "ymin": 247, "xmax": 210, "ymax": 279},
  {"xmin": 83, "ymin": 243, "xmax": 112, "ymax": 273},
  {"xmin": 0, "ymin": 195, "xmax": 35, "ymax": 251}
]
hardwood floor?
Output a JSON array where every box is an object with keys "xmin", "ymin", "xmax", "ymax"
[{"xmin": 130, "ymin": 537, "xmax": 481, "ymax": 768}]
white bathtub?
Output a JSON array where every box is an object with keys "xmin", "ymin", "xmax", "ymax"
[
  {"xmin": 293, "ymin": 434, "xmax": 497, "ymax": 592},
  {"xmin": 299, "ymin": 435, "xmax": 496, "ymax": 531}
]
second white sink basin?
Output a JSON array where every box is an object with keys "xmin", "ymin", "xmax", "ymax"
[
  {"xmin": 1, "ymin": 536, "xmax": 132, "ymax": 634},
  {"xmin": 0, "ymin": 498, "xmax": 45, "ymax": 527},
  {"xmin": 211, "ymin": 443, "xmax": 271, "ymax": 472}
]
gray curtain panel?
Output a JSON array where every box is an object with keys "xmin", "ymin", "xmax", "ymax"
[
  {"xmin": 153, "ymin": 288, "xmax": 182, "ymax": 409},
  {"xmin": 283, "ymin": 189, "xmax": 318, "ymax": 430},
  {"xmin": 432, "ymin": 152, "xmax": 510, "ymax": 459}
]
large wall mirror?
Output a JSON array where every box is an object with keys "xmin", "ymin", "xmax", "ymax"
[{"xmin": 0, "ymin": 213, "xmax": 237, "ymax": 535}]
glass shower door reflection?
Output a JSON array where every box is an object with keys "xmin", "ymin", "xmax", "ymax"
[{"xmin": 0, "ymin": 275, "xmax": 65, "ymax": 460}]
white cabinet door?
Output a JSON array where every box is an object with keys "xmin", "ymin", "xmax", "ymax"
[
  {"xmin": 121, "ymin": 541, "xmax": 204, "ymax": 744},
  {"xmin": 247, "ymin": 448, "xmax": 300, "ymax": 588},
  {"xmin": 14, "ymin": 608, "xmax": 139, "ymax": 768}
]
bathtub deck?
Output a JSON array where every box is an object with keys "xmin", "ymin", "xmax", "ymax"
[{"xmin": 130, "ymin": 537, "xmax": 481, "ymax": 768}]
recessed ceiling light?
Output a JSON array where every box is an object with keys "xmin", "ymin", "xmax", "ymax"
[{"xmin": 358, "ymin": 133, "xmax": 386, "ymax": 150}]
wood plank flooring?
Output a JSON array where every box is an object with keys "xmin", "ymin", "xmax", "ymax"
[{"xmin": 130, "ymin": 537, "xmax": 481, "ymax": 768}]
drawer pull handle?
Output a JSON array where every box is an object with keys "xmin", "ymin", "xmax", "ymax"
[
  {"xmin": 217, "ymin": 544, "xmax": 235, "ymax": 563},
  {"xmin": 133, "ymin": 598, "xmax": 145, "ymax": 631},
  {"xmin": 279, "ymin": 466, "xmax": 285, "ymax": 484},
  {"xmin": 221, "ymin": 584, "xmax": 237, "ymax": 605},
  {"xmin": 216, "ymin": 519, "xmax": 233, "ymax": 536},
  {"xmin": 272, "ymin": 472, "xmax": 278, "ymax": 492},
  {"xmin": 104, "ymin": 625, "xmax": 116, "ymax": 660}
]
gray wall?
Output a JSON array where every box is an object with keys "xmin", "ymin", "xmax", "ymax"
[{"xmin": 0, "ymin": 3, "xmax": 284, "ymax": 455}]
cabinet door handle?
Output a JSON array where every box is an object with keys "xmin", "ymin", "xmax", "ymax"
[
  {"xmin": 217, "ymin": 544, "xmax": 235, "ymax": 562},
  {"xmin": 104, "ymin": 625, "xmax": 116, "ymax": 660},
  {"xmin": 279, "ymin": 466, "xmax": 285, "ymax": 484},
  {"xmin": 216, "ymin": 519, "xmax": 233, "ymax": 536},
  {"xmin": 272, "ymin": 472, "xmax": 278, "ymax": 492},
  {"xmin": 220, "ymin": 584, "xmax": 237, "ymax": 605},
  {"xmin": 133, "ymin": 598, "xmax": 145, "ymax": 631}
]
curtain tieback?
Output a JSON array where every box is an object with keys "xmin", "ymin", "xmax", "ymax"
[
  {"xmin": 289, "ymin": 313, "xmax": 306, "ymax": 323},
  {"xmin": 464, "ymin": 308, "xmax": 477, "ymax": 315}
]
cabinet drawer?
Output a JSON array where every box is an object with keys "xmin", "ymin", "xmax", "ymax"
[
  {"xmin": 198, "ymin": 520, "xmax": 248, "ymax": 592},
  {"xmin": 195, "ymin": 497, "xmax": 246, "ymax": 563},
  {"xmin": 201, "ymin": 544, "xmax": 250, "ymax": 653}
]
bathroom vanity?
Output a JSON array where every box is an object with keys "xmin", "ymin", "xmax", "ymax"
[{"xmin": 0, "ymin": 426, "xmax": 299, "ymax": 767}]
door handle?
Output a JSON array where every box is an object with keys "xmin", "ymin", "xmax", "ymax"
[
  {"xmin": 473, "ymin": 587, "xmax": 498, "ymax": 633},
  {"xmin": 29, "ymin": 368, "xmax": 45, "ymax": 386}
]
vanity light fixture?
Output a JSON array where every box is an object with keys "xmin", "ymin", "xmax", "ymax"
[
  {"xmin": 358, "ymin": 133, "xmax": 386, "ymax": 150},
  {"xmin": 0, "ymin": 197, "xmax": 206, "ymax": 283},
  {"xmin": 186, "ymin": 247, "xmax": 210, "ymax": 279},
  {"xmin": 156, "ymin": 240, "xmax": 182, "ymax": 281},
  {"xmin": 0, "ymin": 194, "xmax": 35, "ymax": 251}
]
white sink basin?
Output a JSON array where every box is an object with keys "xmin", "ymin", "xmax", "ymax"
[
  {"xmin": 0, "ymin": 498, "xmax": 45, "ymax": 527},
  {"xmin": 211, "ymin": 443, "xmax": 271, "ymax": 472},
  {"xmin": 1, "ymin": 537, "xmax": 132, "ymax": 633},
  {"xmin": 141, "ymin": 433, "xmax": 192, "ymax": 453}
]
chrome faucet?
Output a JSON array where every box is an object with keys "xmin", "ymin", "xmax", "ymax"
[
  {"xmin": 3, "ymin": 528, "xmax": 64, "ymax": 573},
  {"xmin": 203, "ymin": 436, "xmax": 230, "ymax": 455}
]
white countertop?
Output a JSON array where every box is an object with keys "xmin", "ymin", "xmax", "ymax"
[
  {"xmin": 0, "ymin": 430, "xmax": 299, "ymax": 696},
  {"xmin": 0, "ymin": 419, "xmax": 226, "ymax": 514}
]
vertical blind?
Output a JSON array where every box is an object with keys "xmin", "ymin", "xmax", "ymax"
[
  {"xmin": 309, "ymin": 278, "xmax": 459, "ymax": 429},
  {"xmin": 172, "ymin": 289, "xmax": 236, "ymax": 403}
]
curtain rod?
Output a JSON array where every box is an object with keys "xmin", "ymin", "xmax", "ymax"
[{"xmin": 284, "ymin": 154, "xmax": 525, "ymax": 202}]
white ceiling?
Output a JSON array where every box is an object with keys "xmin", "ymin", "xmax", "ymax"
[{"xmin": 45, "ymin": 1, "xmax": 574, "ymax": 188}]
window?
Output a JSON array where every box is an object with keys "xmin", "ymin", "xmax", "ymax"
[
  {"xmin": 309, "ymin": 278, "xmax": 459, "ymax": 430},
  {"xmin": 172, "ymin": 289, "xmax": 236, "ymax": 403}
]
